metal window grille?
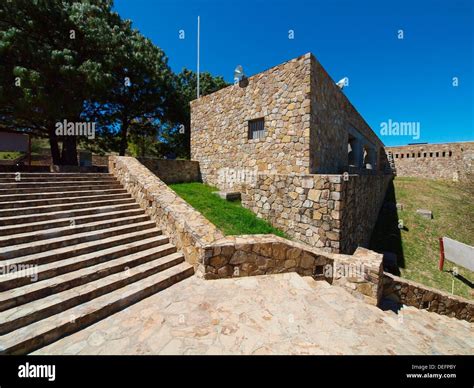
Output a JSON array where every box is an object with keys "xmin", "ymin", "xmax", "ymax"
[{"xmin": 248, "ymin": 118, "xmax": 265, "ymax": 140}]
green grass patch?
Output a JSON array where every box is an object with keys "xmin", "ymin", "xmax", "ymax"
[
  {"xmin": 371, "ymin": 177, "xmax": 474, "ymax": 299},
  {"xmin": 169, "ymin": 182, "xmax": 287, "ymax": 237},
  {"xmin": 0, "ymin": 151, "xmax": 23, "ymax": 160}
]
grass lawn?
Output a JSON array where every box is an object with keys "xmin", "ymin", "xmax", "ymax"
[
  {"xmin": 169, "ymin": 182, "xmax": 287, "ymax": 237},
  {"xmin": 0, "ymin": 151, "xmax": 23, "ymax": 160},
  {"xmin": 370, "ymin": 177, "xmax": 474, "ymax": 299}
]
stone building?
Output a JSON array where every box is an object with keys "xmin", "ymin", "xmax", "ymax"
[
  {"xmin": 191, "ymin": 53, "xmax": 392, "ymax": 253},
  {"xmin": 386, "ymin": 141, "xmax": 474, "ymax": 181}
]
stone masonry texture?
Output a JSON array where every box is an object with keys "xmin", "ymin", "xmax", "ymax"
[
  {"xmin": 386, "ymin": 141, "xmax": 474, "ymax": 180},
  {"xmin": 190, "ymin": 53, "xmax": 392, "ymax": 253}
]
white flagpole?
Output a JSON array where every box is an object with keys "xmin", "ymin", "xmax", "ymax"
[{"xmin": 197, "ymin": 15, "xmax": 200, "ymax": 99}]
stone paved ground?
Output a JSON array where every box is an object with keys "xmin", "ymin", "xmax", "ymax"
[{"xmin": 34, "ymin": 274, "xmax": 473, "ymax": 355}]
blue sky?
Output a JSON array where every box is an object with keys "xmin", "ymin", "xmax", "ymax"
[{"xmin": 114, "ymin": 0, "xmax": 473, "ymax": 146}]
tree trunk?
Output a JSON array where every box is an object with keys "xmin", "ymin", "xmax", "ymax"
[
  {"xmin": 49, "ymin": 128, "xmax": 61, "ymax": 165},
  {"xmin": 119, "ymin": 121, "xmax": 129, "ymax": 156},
  {"xmin": 61, "ymin": 136, "xmax": 78, "ymax": 165}
]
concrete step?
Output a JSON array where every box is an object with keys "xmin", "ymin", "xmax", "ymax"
[
  {"xmin": 0, "ymin": 221, "xmax": 157, "ymax": 261},
  {"xmin": 0, "ymin": 197, "xmax": 135, "ymax": 217},
  {"xmin": 0, "ymin": 208, "xmax": 144, "ymax": 236},
  {"xmin": 0, "ymin": 173, "xmax": 112, "ymax": 178},
  {"xmin": 0, "ymin": 188, "xmax": 128, "ymax": 203},
  {"xmin": 0, "ymin": 233, "xmax": 168, "ymax": 290},
  {"xmin": 0, "ymin": 192, "xmax": 131, "ymax": 209},
  {"xmin": 0, "ymin": 243, "xmax": 178, "ymax": 312},
  {"xmin": 0, "ymin": 262, "xmax": 194, "ymax": 354},
  {"xmin": 0, "ymin": 202, "xmax": 140, "ymax": 226},
  {"xmin": 0, "ymin": 180, "xmax": 120, "ymax": 190},
  {"xmin": 0, "ymin": 183, "xmax": 122, "ymax": 196},
  {"xmin": 0, "ymin": 251, "xmax": 185, "ymax": 334},
  {"xmin": 0, "ymin": 176, "xmax": 117, "ymax": 183},
  {"xmin": 0, "ymin": 214, "xmax": 150, "ymax": 248}
]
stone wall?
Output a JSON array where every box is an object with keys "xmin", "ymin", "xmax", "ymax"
[
  {"xmin": 203, "ymin": 235, "xmax": 384, "ymax": 305},
  {"xmin": 108, "ymin": 156, "xmax": 384, "ymax": 305},
  {"xmin": 191, "ymin": 53, "xmax": 312, "ymax": 187},
  {"xmin": 241, "ymin": 173, "xmax": 343, "ymax": 251},
  {"xmin": 138, "ymin": 158, "xmax": 201, "ymax": 184},
  {"xmin": 191, "ymin": 52, "xmax": 389, "ymax": 186},
  {"xmin": 309, "ymin": 56, "xmax": 387, "ymax": 174},
  {"xmin": 108, "ymin": 156, "xmax": 223, "ymax": 272},
  {"xmin": 386, "ymin": 141, "xmax": 474, "ymax": 180},
  {"xmin": 339, "ymin": 173, "xmax": 393, "ymax": 253},
  {"xmin": 241, "ymin": 172, "xmax": 392, "ymax": 254},
  {"xmin": 383, "ymin": 272, "xmax": 474, "ymax": 322}
]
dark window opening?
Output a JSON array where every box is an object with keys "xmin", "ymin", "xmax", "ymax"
[
  {"xmin": 248, "ymin": 118, "xmax": 266, "ymax": 140},
  {"xmin": 348, "ymin": 135, "xmax": 357, "ymax": 166}
]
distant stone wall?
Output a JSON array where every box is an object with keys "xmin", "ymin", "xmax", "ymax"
[
  {"xmin": 383, "ymin": 272, "xmax": 474, "ymax": 322},
  {"xmin": 241, "ymin": 172, "xmax": 391, "ymax": 254},
  {"xmin": 138, "ymin": 158, "xmax": 201, "ymax": 184},
  {"xmin": 386, "ymin": 142, "xmax": 474, "ymax": 180}
]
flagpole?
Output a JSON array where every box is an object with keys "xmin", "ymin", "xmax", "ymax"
[{"xmin": 197, "ymin": 15, "xmax": 200, "ymax": 99}]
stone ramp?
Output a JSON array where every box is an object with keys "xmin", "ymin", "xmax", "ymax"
[
  {"xmin": 33, "ymin": 274, "xmax": 473, "ymax": 355},
  {"xmin": 0, "ymin": 173, "xmax": 194, "ymax": 355}
]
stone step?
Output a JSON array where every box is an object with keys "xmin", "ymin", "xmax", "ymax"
[
  {"xmin": 0, "ymin": 202, "xmax": 140, "ymax": 226},
  {"xmin": 0, "ymin": 251, "xmax": 184, "ymax": 334},
  {"xmin": 0, "ymin": 214, "xmax": 150, "ymax": 248},
  {"xmin": 0, "ymin": 208, "xmax": 144, "ymax": 236},
  {"xmin": 0, "ymin": 192, "xmax": 131, "ymax": 210},
  {"xmin": 0, "ymin": 183, "xmax": 122, "ymax": 196},
  {"xmin": 0, "ymin": 180, "xmax": 120, "ymax": 189},
  {"xmin": 0, "ymin": 176, "xmax": 117, "ymax": 183},
  {"xmin": 0, "ymin": 243, "xmax": 178, "ymax": 312},
  {"xmin": 0, "ymin": 262, "xmax": 194, "ymax": 354},
  {"xmin": 0, "ymin": 220, "xmax": 157, "ymax": 261},
  {"xmin": 0, "ymin": 188, "xmax": 128, "ymax": 203},
  {"xmin": 0, "ymin": 197, "xmax": 135, "ymax": 218},
  {"xmin": 0, "ymin": 234, "xmax": 168, "ymax": 290},
  {"xmin": 0, "ymin": 173, "xmax": 112, "ymax": 178}
]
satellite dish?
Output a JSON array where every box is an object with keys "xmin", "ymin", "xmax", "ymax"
[
  {"xmin": 336, "ymin": 77, "xmax": 348, "ymax": 89},
  {"xmin": 234, "ymin": 65, "xmax": 245, "ymax": 82}
]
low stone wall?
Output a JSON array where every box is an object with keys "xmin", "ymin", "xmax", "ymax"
[
  {"xmin": 383, "ymin": 272, "xmax": 474, "ymax": 322},
  {"xmin": 241, "ymin": 172, "xmax": 391, "ymax": 254},
  {"xmin": 203, "ymin": 235, "xmax": 383, "ymax": 305},
  {"xmin": 108, "ymin": 156, "xmax": 223, "ymax": 271},
  {"xmin": 108, "ymin": 156, "xmax": 384, "ymax": 305},
  {"xmin": 138, "ymin": 158, "xmax": 201, "ymax": 184}
]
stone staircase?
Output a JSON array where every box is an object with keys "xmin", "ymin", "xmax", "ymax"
[{"xmin": 0, "ymin": 172, "xmax": 194, "ymax": 354}]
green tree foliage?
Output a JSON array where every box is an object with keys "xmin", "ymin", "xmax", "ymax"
[
  {"xmin": 166, "ymin": 69, "xmax": 229, "ymax": 158},
  {"xmin": 0, "ymin": 1, "xmax": 228, "ymax": 163},
  {"xmin": 0, "ymin": 0, "xmax": 120, "ymax": 165}
]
